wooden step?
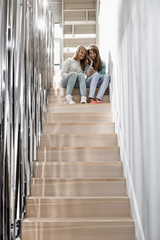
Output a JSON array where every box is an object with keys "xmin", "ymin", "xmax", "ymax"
[
  {"xmin": 22, "ymin": 79, "xmax": 135, "ymax": 239},
  {"xmin": 42, "ymin": 122, "xmax": 115, "ymax": 134},
  {"xmin": 26, "ymin": 197, "xmax": 130, "ymax": 218},
  {"xmin": 48, "ymin": 95, "xmax": 110, "ymax": 104},
  {"xmin": 37, "ymin": 146, "xmax": 120, "ymax": 162},
  {"xmin": 40, "ymin": 133, "xmax": 117, "ymax": 147},
  {"xmin": 44, "ymin": 112, "xmax": 113, "ymax": 123},
  {"xmin": 30, "ymin": 177, "xmax": 126, "ymax": 197},
  {"xmin": 46, "ymin": 103, "xmax": 111, "ymax": 113},
  {"xmin": 33, "ymin": 161, "xmax": 123, "ymax": 178},
  {"xmin": 49, "ymin": 87, "xmax": 109, "ymax": 96},
  {"xmin": 22, "ymin": 218, "xmax": 135, "ymax": 240}
]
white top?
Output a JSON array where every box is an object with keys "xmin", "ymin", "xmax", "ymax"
[{"xmin": 61, "ymin": 58, "xmax": 84, "ymax": 79}]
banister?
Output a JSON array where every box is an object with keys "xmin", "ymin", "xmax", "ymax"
[{"xmin": 0, "ymin": 0, "xmax": 54, "ymax": 239}]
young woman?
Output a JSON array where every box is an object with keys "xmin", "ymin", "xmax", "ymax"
[
  {"xmin": 84, "ymin": 44, "xmax": 110, "ymax": 103},
  {"xmin": 61, "ymin": 45, "xmax": 88, "ymax": 104}
]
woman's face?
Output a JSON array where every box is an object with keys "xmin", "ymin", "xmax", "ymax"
[
  {"xmin": 78, "ymin": 49, "xmax": 86, "ymax": 60},
  {"xmin": 89, "ymin": 50, "xmax": 96, "ymax": 60}
]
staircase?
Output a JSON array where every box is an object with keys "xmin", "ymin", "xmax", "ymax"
[{"xmin": 21, "ymin": 79, "xmax": 135, "ymax": 239}]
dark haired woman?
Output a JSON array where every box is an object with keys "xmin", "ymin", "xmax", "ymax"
[{"xmin": 84, "ymin": 44, "xmax": 110, "ymax": 103}]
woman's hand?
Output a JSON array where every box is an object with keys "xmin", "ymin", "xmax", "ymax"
[
  {"xmin": 89, "ymin": 67, "xmax": 96, "ymax": 74},
  {"xmin": 86, "ymin": 66, "xmax": 96, "ymax": 77},
  {"xmin": 86, "ymin": 57, "xmax": 96, "ymax": 76},
  {"xmin": 88, "ymin": 56, "xmax": 93, "ymax": 66}
]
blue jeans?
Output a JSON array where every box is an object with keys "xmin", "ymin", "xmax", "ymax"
[
  {"xmin": 61, "ymin": 72, "xmax": 87, "ymax": 96},
  {"xmin": 86, "ymin": 72, "xmax": 110, "ymax": 100}
]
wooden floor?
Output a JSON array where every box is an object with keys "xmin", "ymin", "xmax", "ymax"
[{"xmin": 21, "ymin": 78, "xmax": 135, "ymax": 240}]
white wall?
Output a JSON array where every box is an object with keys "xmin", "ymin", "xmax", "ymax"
[{"xmin": 99, "ymin": 0, "xmax": 160, "ymax": 240}]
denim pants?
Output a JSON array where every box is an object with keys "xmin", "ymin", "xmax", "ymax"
[
  {"xmin": 86, "ymin": 72, "xmax": 110, "ymax": 100},
  {"xmin": 61, "ymin": 72, "xmax": 87, "ymax": 96}
]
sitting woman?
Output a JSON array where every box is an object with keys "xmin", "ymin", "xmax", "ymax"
[
  {"xmin": 84, "ymin": 44, "xmax": 110, "ymax": 103},
  {"xmin": 61, "ymin": 45, "xmax": 88, "ymax": 104}
]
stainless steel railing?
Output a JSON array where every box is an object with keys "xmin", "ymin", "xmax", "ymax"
[{"xmin": 0, "ymin": 0, "xmax": 54, "ymax": 239}]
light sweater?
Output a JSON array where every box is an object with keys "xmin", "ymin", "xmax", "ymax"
[{"xmin": 61, "ymin": 58, "xmax": 84, "ymax": 79}]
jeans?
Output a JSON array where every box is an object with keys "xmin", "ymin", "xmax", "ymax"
[
  {"xmin": 61, "ymin": 72, "xmax": 87, "ymax": 96},
  {"xmin": 86, "ymin": 72, "xmax": 110, "ymax": 100}
]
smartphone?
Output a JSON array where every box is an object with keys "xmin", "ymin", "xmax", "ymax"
[{"xmin": 90, "ymin": 67, "xmax": 94, "ymax": 73}]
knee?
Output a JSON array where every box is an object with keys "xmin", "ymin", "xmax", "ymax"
[
  {"xmin": 93, "ymin": 72, "xmax": 100, "ymax": 79},
  {"xmin": 78, "ymin": 73, "xmax": 84, "ymax": 77},
  {"xmin": 93, "ymin": 72, "xmax": 99, "ymax": 76},
  {"xmin": 91, "ymin": 72, "xmax": 99, "ymax": 82},
  {"xmin": 104, "ymin": 74, "xmax": 110, "ymax": 82},
  {"xmin": 78, "ymin": 73, "xmax": 85, "ymax": 81}
]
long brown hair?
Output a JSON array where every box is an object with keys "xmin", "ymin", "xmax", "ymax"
[
  {"xmin": 73, "ymin": 45, "xmax": 88, "ymax": 71},
  {"xmin": 88, "ymin": 44, "xmax": 102, "ymax": 71}
]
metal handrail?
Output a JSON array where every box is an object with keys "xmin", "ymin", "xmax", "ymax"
[{"xmin": 0, "ymin": 0, "xmax": 54, "ymax": 239}]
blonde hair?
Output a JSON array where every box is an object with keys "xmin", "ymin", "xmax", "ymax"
[
  {"xmin": 88, "ymin": 44, "xmax": 102, "ymax": 71},
  {"xmin": 73, "ymin": 45, "xmax": 88, "ymax": 71}
]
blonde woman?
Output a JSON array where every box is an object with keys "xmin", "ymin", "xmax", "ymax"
[
  {"xmin": 61, "ymin": 45, "xmax": 88, "ymax": 104},
  {"xmin": 84, "ymin": 44, "xmax": 110, "ymax": 103}
]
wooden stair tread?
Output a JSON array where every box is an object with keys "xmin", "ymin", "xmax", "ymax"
[
  {"xmin": 47, "ymin": 103, "xmax": 111, "ymax": 107},
  {"xmin": 39, "ymin": 134, "xmax": 117, "ymax": 147},
  {"xmin": 44, "ymin": 112, "xmax": 113, "ymax": 123},
  {"xmin": 22, "ymin": 216, "xmax": 134, "ymax": 223},
  {"xmin": 45, "ymin": 112, "xmax": 112, "ymax": 116},
  {"xmin": 31, "ymin": 177, "xmax": 126, "ymax": 182},
  {"xmin": 33, "ymin": 161, "xmax": 123, "ymax": 178},
  {"xmin": 41, "ymin": 133, "xmax": 117, "ymax": 136},
  {"xmin": 34, "ymin": 161, "xmax": 122, "ymax": 166},
  {"xmin": 27, "ymin": 196, "xmax": 129, "ymax": 200},
  {"xmin": 46, "ymin": 104, "xmax": 111, "ymax": 114},
  {"xmin": 43, "ymin": 122, "xmax": 114, "ymax": 125},
  {"xmin": 38, "ymin": 146, "xmax": 120, "ymax": 150},
  {"xmin": 49, "ymin": 88, "xmax": 109, "ymax": 94},
  {"xmin": 42, "ymin": 122, "xmax": 115, "ymax": 134},
  {"xmin": 37, "ymin": 146, "xmax": 120, "ymax": 162},
  {"xmin": 48, "ymin": 95, "xmax": 110, "ymax": 104}
]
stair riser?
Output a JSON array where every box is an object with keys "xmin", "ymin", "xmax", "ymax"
[
  {"xmin": 26, "ymin": 198, "xmax": 130, "ymax": 218},
  {"xmin": 22, "ymin": 222, "xmax": 135, "ymax": 240},
  {"xmin": 48, "ymin": 95, "xmax": 110, "ymax": 104},
  {"xmin": 30, "ymin": 180, "xmax": 126, "ymax": 197},
  {"xmin": 47, "ymin": 104, "xmax": 111, "ymax": 113},
  {"xmin": 37, "ymin": 148, "xmax": 120, "ymax": 162},
  {"xmin": 43, "ymin": 124, "xmax": 115, "ymax": 134},
  {"xmin": 33, "ymin": 164, "xmax": 123, "ymax": 178},
  {"xmin": 40, "ymin": 135, "xmax": 117, "ymax": 147},
  {"xmin": 45, "ymin": 114, "xmax": 113, "ymax": 123}
]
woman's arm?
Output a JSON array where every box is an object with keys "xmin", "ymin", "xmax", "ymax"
[
  {"xmin": 85, "ymin": 57, "xmax": 96, "ymax": 77},
  {"xmin": 98, "ymin": 61, "xmax": 106, "ymax": 79},
  {"xmin": 61, "ymin": 58, "xmax": 71, "ymax": 78}
]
